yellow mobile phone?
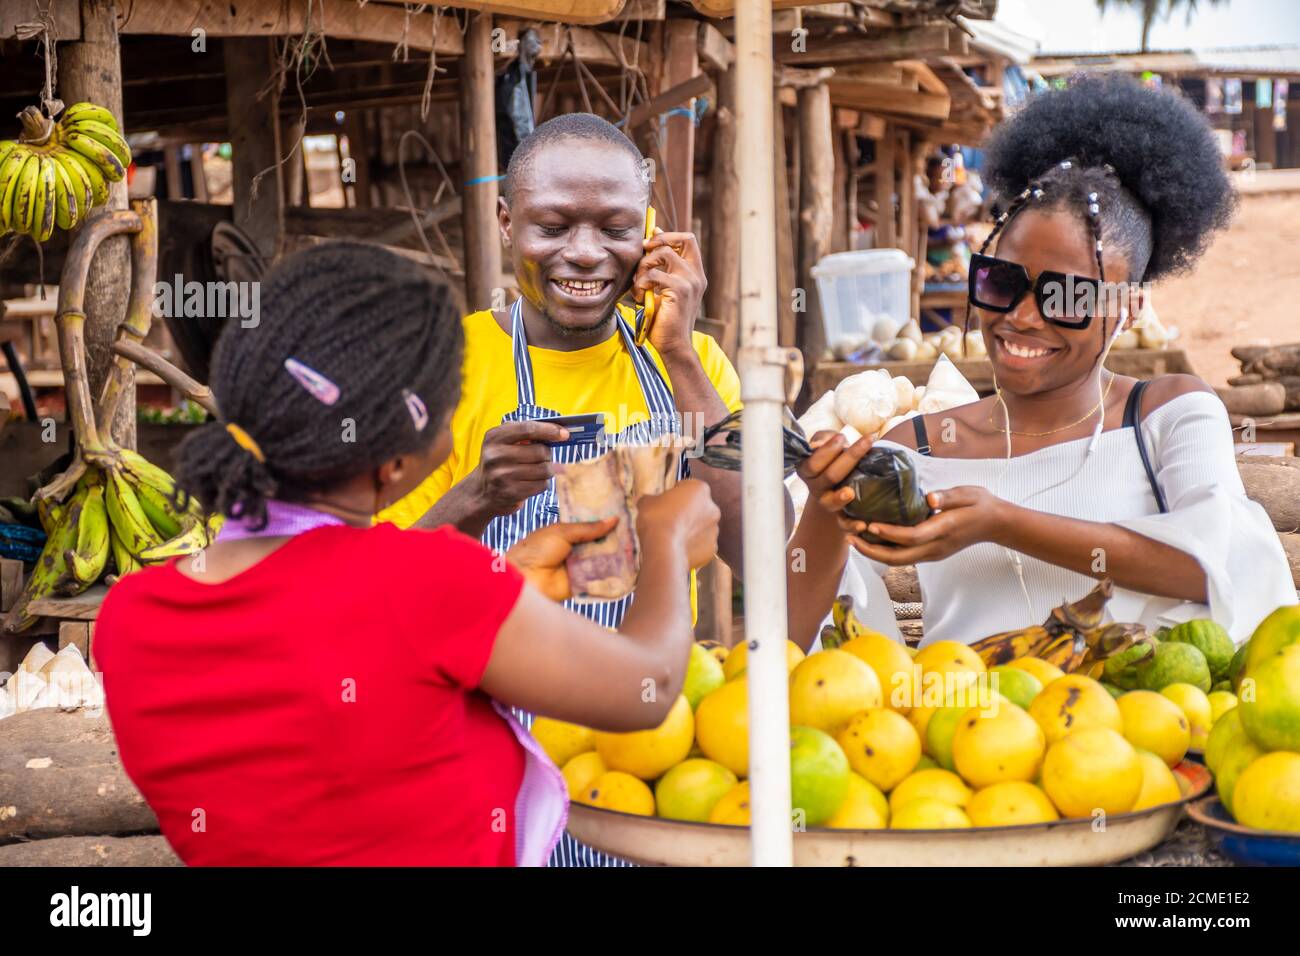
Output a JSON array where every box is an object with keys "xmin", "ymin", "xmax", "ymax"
[{"xmin": 636, "ymin": 205, "xmax": 657, "ymax": 345}]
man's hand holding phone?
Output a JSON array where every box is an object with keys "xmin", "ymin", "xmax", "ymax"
[{"xmin": 632, "ymin": 211, "xmax": 707, "ymax": 359}]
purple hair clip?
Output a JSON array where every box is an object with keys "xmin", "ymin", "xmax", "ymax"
[{"xmin": 283, "ymin": 358, "xmax": 341, "ymax": 406}]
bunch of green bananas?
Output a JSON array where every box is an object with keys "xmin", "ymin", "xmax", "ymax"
[
  {"xmin": 0, "ymin": 102, "xmax": 131, "ymax": 242},
  {"xmin": 3, "ymin": 449, "xmax": 221, "ymax": 634}
]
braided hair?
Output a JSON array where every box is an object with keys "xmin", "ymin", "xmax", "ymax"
[{"xmin": 175, "ymin": 241, "xmax": 463, "ymax": 527}]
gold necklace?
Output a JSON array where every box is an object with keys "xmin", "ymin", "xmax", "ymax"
[{"xmin": 991, "ymin": 373, "xmax": 1116, "ymax": 438}]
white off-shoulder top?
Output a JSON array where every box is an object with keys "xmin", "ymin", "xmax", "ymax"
[{"xmin": 832, "ymin": 391, "xmax": 1296, "ymax": 647}]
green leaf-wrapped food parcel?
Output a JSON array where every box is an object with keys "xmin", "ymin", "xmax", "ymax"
[
  {"xmin": 839, "ymin": 445, "xmax": 932, "ymax": 543},
  {"xmin": 698, "ymin": 410, "xmax": 932, "ymax": 545}
]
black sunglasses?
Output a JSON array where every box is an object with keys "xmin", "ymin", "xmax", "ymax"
[{"xmin": 968, "ymin": 253, "xmax": 1108, "ymax": 330}]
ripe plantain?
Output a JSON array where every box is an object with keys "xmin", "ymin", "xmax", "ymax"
[
  {"xmin": 64, "ymin": 131, "xmax": 126, "ymax": 182},
  {"xmin": 118, "ymin": 447, "xmax": 182, "ymax": 500},
  {"xmin": 30, "ymin": 155, "xmax": 57, "ymax": 242},
  {"xmin": 2, "ymin": 491, "xmax": 84, "ymax": 633},
  {"xmin": 820, "ymin": 623, "xmax": 847, "ymax": 651},
  {"xmin": 63, "ymin": 482, "xmax": 110, "ymax": 590},
  {"xmin": 970, "ymin": 580, "xmax": 1116, "ymax": 667},
  {"xmin": 10, "ymin": 153, "xmax": 39, "ymax": 234},
  {"xmin": 138, "ymin": 512, "xmax": 209, "ymax": 562},
  {"xmin": 0, "ymin": 148, "xmax": 29, "ymax": 232},
  {"xmin": 133, "ymin": 480, "xmax": 183, "ymax": 539},
  {"xmin": 49, "ymin": 155, "xmax": 80, "ymax": 231},
  {"xmin": 61, "ymin": 102, "xmax": 119, "ymax": 130},
  {"xmin": 63, "ymin": 119, "xmax": 131, "ymax": 170},
  {"xmin": 970, "ymin": 626, "xmax": 1055, "ymax": 666},
  {"xmin": 1036, "ymin": 631, "xmax": 1091, "ymax": 672},
  {"xmin": 60, "ymin": 149, "xmax": 109, "ymax": 206},
  {"xmin": 105, "ymin": 467, "xmax": 165, "ymax": 558},
  {"xmin": 109, "ymin": 524, "xmax": 142, "ymax": 579},
  {"xmin": 52, "ymin": 150, "xmax": 93, "ymax": 218}
]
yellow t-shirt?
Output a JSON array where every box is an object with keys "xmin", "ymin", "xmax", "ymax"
[{"xmin": 380, "ymin": 305, "xmax": 742, "ymax": 528}]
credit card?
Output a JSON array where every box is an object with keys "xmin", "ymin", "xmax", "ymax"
[{"xmin": 535, "ymin": 413, "xmax": 606, "ymax": 447}]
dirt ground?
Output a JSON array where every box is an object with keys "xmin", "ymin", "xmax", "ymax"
[{"xmin": 1157, "ymin": 188, "xmax": 1300, "ymax": 388}]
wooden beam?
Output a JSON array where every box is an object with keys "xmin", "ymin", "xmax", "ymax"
[
  {"xmin": 460, "ymin": 13, "xmax": 502, "ymax": 313},
  {"xmin": 0, "ymin": 0, "xmax": 80, "ymax": 40},
  {"xmin": 857, "ymin": 113, "xmax": 887, "ymax": 139},
  {"xmin": 623, "ymin": 73, "xmax": 714, "ymax": 130},
  {"xmin": 224, "ymin": 38, "xmax": 285, "ymax": 259},
  {"xmin": 830, "ymin": 63, "xmax": 906, "ymax": 85},
  {"xmin": 796, "ymin": 83, "xmax": 834, "ymax": 382},
  {"xmin": 58, "ymin": 0, "xmax": 133, "ymax": 449},
  {"xmin": 802, "ymin": 3, "xmax": 858, "ymax": 18},
  {"xmin": 899, "ymin": 60, "xmax": 949, "ymax": 96},
  {"xmin": 777, "ymin": 25, "xmax": 959, "ymax": 65},
  {"xmin": 496, "ymin": 21, "xmax": 648, "ymax": 68},
  {"xmin": 775, "ymin": 66, "xmax": 836, "ymax": 89},
  {"xmin": 697, "ymin": 21, "xmax": 734, "ymax": 73},
  {"xmin": 617, "ymin": 0, "xmax": 666, "ymax": 19},
  {"xmin": 828, "ymin": 81, "xmax": 950, "ymax": 121},
  {"xmin": 114, "ymin": 0, "xmax": 464, "ymax": 53}
]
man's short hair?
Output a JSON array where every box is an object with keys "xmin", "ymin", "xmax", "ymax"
[{"xmin": 503, "ymin": 112, "xmax": 648, "ymax": 203}]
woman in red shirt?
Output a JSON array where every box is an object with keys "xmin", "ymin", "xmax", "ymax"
[{"xmin": 93, "ymin": 242, "xmax": 719, "ymax": 866}]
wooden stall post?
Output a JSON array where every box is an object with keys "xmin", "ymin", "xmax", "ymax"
[
  {"xmin": 773, "ymin": 94, "xmax": 796, "ymax": 349},
  {"xmin": 190, "ymin": 148, "xmax": 209, "ymax": 202},
  {"xmin": 57, "ymin": 0, "xmax": 133, "ymax": 448},
  {"xmin": 796, "ymin": 83, "xmax": 834, "ymax": 380},
  {"xmin": 908, "ymin": 134, "xmax": 928, "ymax": 320},
  {"xmin": 342, "ymin": 111, "xmax": 373, "ymax": 208},
  {"xmin": 224, "ymin": 38, "xmax": 285, "ymax": 259},
  {"xmin": 460, "ymin": 13, "xmax": 503, "ymax": 313},
  {"xmin": 701, "ymin": 64, "xmax": 739, "ymax": 647},
  {"xmin": 662, "ymin": 18, "xmax": 699, "ymax": 231},
  {"xmin": 845, "ymin": 130, "xmax": 859, "ymax": 250},
  {"xmin": 873, "ymin": 120, "xmax": 896, "ymax": 249},
  {"xmin": 706, "ymin": 67, "xmax": 740, "ymax": 358},
  {"xmin": 281, "ymin": 116, "xmax": 307, "ymax": 207}
]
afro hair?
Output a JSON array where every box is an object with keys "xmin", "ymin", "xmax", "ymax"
[{"xmin": 982, "ymin": 73, "xmax": 1235, "ymax": 281}]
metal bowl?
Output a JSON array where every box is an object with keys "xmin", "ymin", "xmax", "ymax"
[
  {"xmin": 566, "ymin": 761, "xmax": 1211, "ymax": 867},
  {"xmin": 1186, "ymin": 795, "xmax": 1300, "ymax": 866}
]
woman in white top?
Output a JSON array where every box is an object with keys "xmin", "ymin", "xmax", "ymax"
[{"xmin": 788, "ymin": 74, "xmax": 1295, "ymax": 649}]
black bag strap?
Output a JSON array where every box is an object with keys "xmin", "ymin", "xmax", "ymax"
[
  {"xmin": 1123, "ymin": 380, "xmax": 1169, "ymax": 514},
  {"xmin": 912, "ymin": 415, "xmax": 932, "ymax": 456}
]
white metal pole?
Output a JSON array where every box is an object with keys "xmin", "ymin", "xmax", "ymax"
[{"xmin": 734, "ymin": 0, "xmax": 793, "ymax": 868}]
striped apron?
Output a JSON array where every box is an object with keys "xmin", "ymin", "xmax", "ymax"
[{"xmin": 483, "ymin": 298, "xmax": 684, "ymax": 867}]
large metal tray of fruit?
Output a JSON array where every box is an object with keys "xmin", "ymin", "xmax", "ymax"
[
  {"xmin": 566, "ymin": 761, "xmax": 1211, "ymax": 867},
  {"xmin": 1186, "ymin": 795, "xmax": 1300, "ymax": 866}
]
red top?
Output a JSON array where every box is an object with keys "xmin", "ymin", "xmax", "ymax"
[{"xmin": 94, "ymin": 523, "xmax": 526, "ymax": 866}]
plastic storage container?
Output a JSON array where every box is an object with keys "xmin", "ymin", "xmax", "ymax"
[{"xmin": 811, "ymin": 249, "xmax": 915, "ymax": 351}]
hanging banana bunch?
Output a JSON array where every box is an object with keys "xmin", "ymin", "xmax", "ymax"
[
  {"xmin": 0, "ymin": 102, "xmax": 131, "ymax": 241},
  {"xmin": 2, "ymin": 198, "xmax": 224, "ymax": 635}
]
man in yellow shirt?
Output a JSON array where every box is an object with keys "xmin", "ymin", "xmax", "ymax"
[
  {"xmin": 381, "ymin": 113, "xmax": 752, "ymax": 585},
  {"xmin": 382, "ymin": 112, "xmax": 777, "ymax": 867}
]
